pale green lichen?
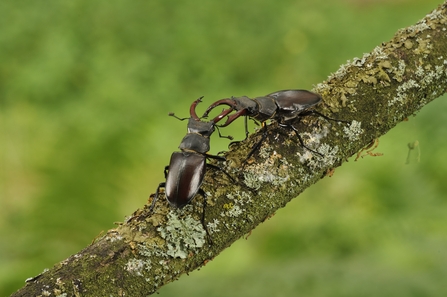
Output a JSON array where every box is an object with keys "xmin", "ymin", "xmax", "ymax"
[
  {"xmin": 298, "ymin": 150, "xmax": 316, "ymax": 163},
  {"xmin": 157, "ymin": 211, "xmax": 206, "ymax": 259},
  {"xmin": 206, "ymin": 218, "xmax": 221, "ymax": 234},
  {"xmin": 224, "ymin": 204, "xmax": 244, "ymax": 217},
  {"xmin": 242, "ymin": 148, "xmax": 295, "ymax": 193},
  {"xmin": 243, "ymin": 171, "xmax": 263, "ymax": 190},
  {"xmin": 219, "ymin": 189, "xmax": 254, "ymax": 220},
  {"xmin": 304, "ymin": 144, "xmax": 340, "ymax": 171},
  {"xmin": 230, "ymin": 191, "xmax": 252, "ymax": 204},
  {"xmin": 343, "ymin": 120, "xmax": 363, "ymax": 141}
]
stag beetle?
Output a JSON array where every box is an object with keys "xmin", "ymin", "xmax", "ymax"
[
  {"xmin": 151, "ymin": 97, "xmax": 233, "ymax": 236},
  {"xmin": 202, "ymin": 89, "xmax": 347, "ymax": 158}
]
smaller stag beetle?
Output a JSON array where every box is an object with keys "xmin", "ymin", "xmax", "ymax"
[
  {"xmin": 151, "ymin": 97, "xmax": 233, "ymax": 237},
  {"xmin": 202, "ymin": 90, "xmax": 348, "ymax": 159}
]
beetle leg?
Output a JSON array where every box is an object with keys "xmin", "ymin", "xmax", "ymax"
[
  {"xmin": 150, "ymin": 182, "xmax": 166, "ymax": 212},
  {"xmin": 163, "ymin": 165, "xmax": 169, "ymax": 178},
  {"xmin": 226, "ymin": 121, "xmax": 269, "ymax": 163},
  {"xmin": 197, "ymin": 188, "xmax": 213, "ymax": 244},
  {"xmin": 283, "ymin": 123, "xmax": 324, "ymax": 157},
  {"xmin": 242, "ymin": 122, "xmax": 269, "ymax": 162},
  {"xmin": 226, "ymin": 116, "xmax": 261, "ymax": 151},
  {"xmin": 214, "ymin": 126, "xmax": 233, "ymax": 140},
  {"xmin": 243, "ymin": 115, "xmax": 250, "ymax": 139},
  {"xmin": 205, "ymin": 153, "xmax": 226, "ymax": 161},
  {"xmin": 301, "ymin": 110, "xmax": 350, "ymax": 124},
  {"xmin": 206, "ymin": 162, "xmax": 236, "ymax": 184}
]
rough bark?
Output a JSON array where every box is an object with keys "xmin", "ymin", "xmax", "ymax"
[{"xmin": 11, "ymin": 2, "xmax": 447, "ymax": 296}]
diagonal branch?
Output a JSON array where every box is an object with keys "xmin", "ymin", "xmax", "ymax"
[{"xmin": 11, "ymin": 2, "xmax": 447, "ymax": 296}]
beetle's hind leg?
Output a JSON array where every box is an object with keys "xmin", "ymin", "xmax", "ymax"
[
  {"xmin": 280, "ymin": 123, "xmax": 324, "ymax": 157},
  {"xmin": 300, "ymin": 110, "xmax": 350, "ymax": 124},
  {"xmin": 197, "ymin": 189, "xmax": 213, "ymax": 244}
]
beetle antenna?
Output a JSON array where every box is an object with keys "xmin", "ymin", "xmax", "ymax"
[{"xmin": 168, "ymin": 112, "xmax": 188, "ymax": 121}]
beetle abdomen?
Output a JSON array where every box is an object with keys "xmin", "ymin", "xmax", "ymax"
[{"xmin": 165, "ymin": 151, "xmax": 206, "ymax": 208}]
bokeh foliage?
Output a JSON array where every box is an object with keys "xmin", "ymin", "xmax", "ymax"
[{"xmin": 1, "ymin": 0, "xmax": 446, "ymax": 296}]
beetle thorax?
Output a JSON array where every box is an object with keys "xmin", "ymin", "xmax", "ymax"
[{"xmin": 179, "ymin": 133, "xmax": 210, "ymax": 154}]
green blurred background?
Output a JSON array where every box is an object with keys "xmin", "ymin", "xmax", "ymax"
[{"xmin": 1, "ymin": 0, "xmax": 447, "ymax": 296}]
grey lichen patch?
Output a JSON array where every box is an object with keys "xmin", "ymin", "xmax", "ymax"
[
  {"xmin": 243, "ymin": 171, "xmax": 263, "ymax": 190},
  {"xmin": 415, "ymin": 63, "xmax": 446, "ymax": 92},
  {"xmin": 226, "ymin": 190, "xmax": 253, "ymax": 206},
  {"xmin": 388, "ymin": 79, "xmax": 420, "ymax": 107},
  {"xmin": 222, "ymin": 204, "xmax": 244, "ymax": 218},
  {"xmin": 343, "ymin": 120, "xmax": 363, "ymax": 141},
  {"xmin": 242, "ymin": 148, "xmax": 293, "ymax": 193},
  {"xmin": 125, "ymin": 258, "xmax": 146, "ymax": 276},
  {"xmin": 294, "ymin": 166, "xmax": 312, "ymax": 186},
  {"xmin": 392, "ymin": 60, "xmax": 406, "ymax": 82},
  {"xmin": 300, "ymin": 125, "xmax": 330, "ymax": 147},
  {"xmin": 206, "ymin": 218, "xmax": 221, "ymax": 234},
  {"xmin": 218, "ymin": 190, "xmax": 254, "ymax": 225},
  {"xmin": 126, "ymin": 242, "xmax": 177, "ymax": 286},
  {"xmin": 388, "ymin": 60, "xmax": 446, "ymax": 107},
  {"xmin": 157, "ymin": 211, "xmax": 206, "ymax": 259},
  {"xmin": 124, "ymin": 242, "xmax": 170, "ymax": 278},
  {"xmin": 315, "ymin": 144, "xmax": 340, "ymax": 168}
]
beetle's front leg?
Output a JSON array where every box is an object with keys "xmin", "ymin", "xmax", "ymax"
[
  {"xmin": 244, "ymin": 122, "xmax": 269, "ymax": 162},
  {"xmin": 150, "ymin": 182, "xmax": 166, "ymax": 212}
]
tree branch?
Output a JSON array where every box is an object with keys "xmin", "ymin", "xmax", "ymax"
[{"xmin": 11, "ymin": 2, "xmax": 447, "ymax": 296}]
